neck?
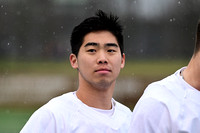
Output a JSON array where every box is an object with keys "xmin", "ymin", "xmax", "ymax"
[
  {"xmin": 76, "ymin": 77, "xmax": 115, "ymax": 110},
  {"xmin": 76, "ymin": 88, "xmax": 113, "ymax": 110},
  {"xmin": 183, "ymin": 54, "xmax": 200, "ymax": 91}
]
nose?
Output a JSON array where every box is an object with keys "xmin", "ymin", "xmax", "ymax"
[
  {"xmin": 98, "ymin": 60, "xmax": 108, "ymax": 64},
  {"xmin": 97, "ymin": 52, "xmax": 108, "ymax": 64}
]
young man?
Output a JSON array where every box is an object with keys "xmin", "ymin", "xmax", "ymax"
[
  {"xmin": 129, "ymin": 21, "xmax": 200, "ymax": 133},
  {"xmin": 20, "ymin": 10, "xmax": 132, "ymax": 133}
]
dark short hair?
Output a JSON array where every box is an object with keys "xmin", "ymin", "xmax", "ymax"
[
  {"xmin": 70, "ymin": 10, "xmax": 124, "ymax": 57},
  {"xmin": 194, "ymin": 21, "xmax": 200, "ymax": 54}
]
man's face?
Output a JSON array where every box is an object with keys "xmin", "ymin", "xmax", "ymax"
[{"xmin": 70, "ymin": 30, "xmax": 125, "ymax": 90}]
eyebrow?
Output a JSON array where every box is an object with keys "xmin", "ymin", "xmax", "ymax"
[
  {"xmin": 84, "ymin": 42, "xmax": 98, "ymax": 47},
  {"xmin": 105, "ymin": 43, "xmax": 118, "ymax": 47},
  {"xmin": 84, "ymin": 42, "xmax": 118, "ymax": 47}
]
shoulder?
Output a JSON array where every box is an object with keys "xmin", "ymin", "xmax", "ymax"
[
  {"xmin": 113, "ymin": 100, "xmax": 132, "ymax": 123},
  {"xmin": 114, "ymin": 100, "xmax": 132, "ymax": 114},
  {"xmin": 34, "ymin": 92, "xmax": 79, "ymax": 120},
  {"xmin": 30, "ymin": 92, "xmax": 77, "ymax": 116},
  {"xmin": 143, "ymin": 68, "xmax": 186, "ymax": 103},
  {"xmin": 112, "ymin": 100, "xmax": 132, "ymax": 130},
  {"xmin": 133, "ymin": 69, "xmax": 182, "ymax": 116},
  {"xmin": 129, "ymin": 68, "xmax": 186, "ymax": 132},
  {"xmin": 42, "ymin": 92, "xmax": 79, "ymax": 115},
  {"xmin": 21, "ymin": 92, "xmax": 78, "ymax": 132},
  {"xmin": 129, "ymin": 98, "xmax": 171, "ymax": 133},
  {"xmin": 45, "ymin": 92, "xmax": 75, "ymax": 107},
  {"xmin": 143, "ymin": 69, "xmax": 182, "ymax": 101}
]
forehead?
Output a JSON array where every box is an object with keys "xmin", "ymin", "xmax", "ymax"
[{"xmin": 82, "ymin": 31, "xmax": 118, "ymax": 46}]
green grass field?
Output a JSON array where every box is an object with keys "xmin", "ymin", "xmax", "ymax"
[
  {"xmin": 0, "ymin": 58, "xmax": 188, "ymax": 78},
  {"xmin": 0, "ymin": 58, "xmax": 189, "ymax": 132},
  {"xmin": 0, "ymin": 107, "xmax": 37, "ymax": 133}
]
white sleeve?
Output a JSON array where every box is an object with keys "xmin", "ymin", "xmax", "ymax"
[
  {"xmin": 128, "ymin": 98, "xmax": 171, "ymax": 133},
  {"xmin": 20, "ymin": 109, "xmax": 57, "ymax": 133}
]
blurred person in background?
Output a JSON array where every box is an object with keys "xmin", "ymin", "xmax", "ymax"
[
  {"xmin": 20, "ymin": 10, "xmax": 132, "ymax": 133},
  {"xmin": 129, "ymin": 20, "xmax": 200, "ymax": 133}
]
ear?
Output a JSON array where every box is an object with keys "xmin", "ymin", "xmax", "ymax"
[
  {"xmin": 69, "ymin": 54, "xmax": 78, "ymax": 69},
  {"xmin": 120, "ymin": 53, "xmax": 125, "ymax": 69}
]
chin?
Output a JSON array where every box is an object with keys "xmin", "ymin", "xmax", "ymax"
[{"xmin": 93, "ymin": 80, "xmax": 113, "ymax": 91}]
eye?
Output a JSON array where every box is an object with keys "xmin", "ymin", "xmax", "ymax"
[
  {"xmin": 87, "ymin": 49, "xmax": 96, "ymax": 53},
  {"xmin": 107, "ymin": 49, "xmax": 116, "ymax": 53}
]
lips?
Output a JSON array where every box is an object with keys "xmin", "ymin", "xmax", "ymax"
[{"xmin": 95, "ymin": 68, "xmax": 111, "ymax": 73}]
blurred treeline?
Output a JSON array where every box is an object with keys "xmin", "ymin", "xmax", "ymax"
[{"xmin": 0, "ymin": 0, "xmax": 200, "ymax": 60}]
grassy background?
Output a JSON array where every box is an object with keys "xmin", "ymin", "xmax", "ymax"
[
  {"xmin": 0, "ymin": 108, "xmax": 37, "ymax": 133},
  {"xmin": 0, "ymin": 58, "xmax": 189, "ymax": 132},
  {"xmin": 0, "ymin": 58, "xmax": 188, "ymax": 77}
]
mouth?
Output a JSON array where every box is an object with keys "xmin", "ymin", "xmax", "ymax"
[{"xmin": 95, "ymin": 69, "xmax": 111, "ymax": 74}]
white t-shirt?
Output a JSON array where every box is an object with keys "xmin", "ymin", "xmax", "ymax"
[
  {"xmin": 20, "ymin": 92, "xmax": 132, "ymax": 133},
  {"xmin": 129, "ymin": 67, "xmax": 200, "ymax": 133}
]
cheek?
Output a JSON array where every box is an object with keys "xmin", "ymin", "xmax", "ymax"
[
  {"xmin": 77, "ymin": 57, "xmax": 93, "ymax": 70},
  {"xmin": 112, "ymin": 58, "xmax": 124, "ymax": 72}
]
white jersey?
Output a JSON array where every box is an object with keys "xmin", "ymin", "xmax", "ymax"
[
  {"xmin": 129, "ymin": 67, "xmax": 200, "ymax": 133},
  {"xmin": 21, "ymin": 92, "xmax": 132, "ymax": 133}
]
